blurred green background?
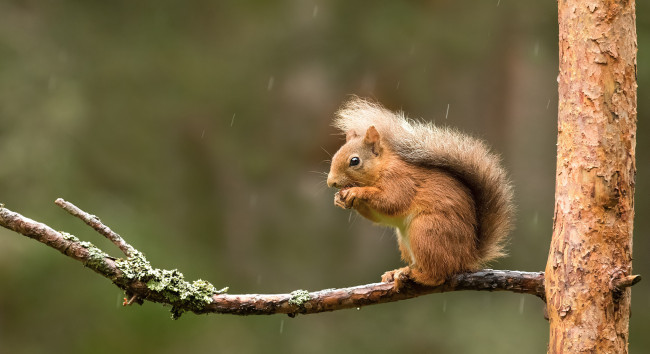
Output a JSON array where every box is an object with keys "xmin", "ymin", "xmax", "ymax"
[{"xmin": 0, "ymin": 1, "xmax": 647, "ymax": 353}]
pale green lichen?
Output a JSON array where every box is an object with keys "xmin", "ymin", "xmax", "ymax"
[
  {"xmin": 60, "ymin": 231, "xmax": 80, "ymax": 242},
  {"xmin": 114, "ymin": 250, "xmax": 227, "ymax": 319},
  {"xmin": 114, "ymin": 250, "xmax": 153, "ymax": 279},
  {"xmin": 75, "ymin": 239, "xmax": 112, "ymax": 275},
  {"xmin": 288, "ymin": 290, "xmax": 311, "ymax": 307}
]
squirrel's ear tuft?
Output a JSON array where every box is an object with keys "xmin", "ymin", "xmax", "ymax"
[
  {"xmin": 364, "ymin": 126, "xmax": 382, "ymax": 155},
  {"xmin": 346, "ymin": 130, "xmax": 359, "ymax": 142}
]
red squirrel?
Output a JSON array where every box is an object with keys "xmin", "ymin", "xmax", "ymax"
[{"xmin": 327, "ymin": 98, "xmax": 514, "ymax": 289}]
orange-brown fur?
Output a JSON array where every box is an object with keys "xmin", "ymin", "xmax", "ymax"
[
  {"xmin": 329, "ymin": 127, "xmax": 478, "ymax": 286},
  {"xmin": 327, "ymin": 98, "xmax": 513, "ymax": 289}
]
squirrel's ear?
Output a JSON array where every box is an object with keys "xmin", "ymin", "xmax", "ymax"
[
  {"xmin": 364, "ymin": 126, "xmax": 382, "ymax": 155},
  {"xmin": 346, "ymin": 130, "xmax": 359, "ymax": 142}
]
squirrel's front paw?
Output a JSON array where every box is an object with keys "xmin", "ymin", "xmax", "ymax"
[
  {"xmin": 335, "ymin": 187, "xmax": 358, "ymax": 209},
  {"xmin": 334, "ymin": 191, "xmax": 347, "ymax": 209}
]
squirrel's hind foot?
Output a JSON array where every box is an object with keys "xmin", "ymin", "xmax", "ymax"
[
  {"xmin": 381, "ymin": 266, "xmax": 412, "ymax": 292},
  {"xmin": 382, "ymin": 266, "xmax": 447, "ymax": 291}
]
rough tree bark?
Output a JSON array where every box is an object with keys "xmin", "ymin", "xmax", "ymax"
[{"xmin": 545, "ymin": 0, "xmax": 637, "ymax": 353}]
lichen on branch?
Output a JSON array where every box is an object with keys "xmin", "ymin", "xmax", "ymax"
[{"xmin": 114, "ymin": 249, "xmax": 228, "ymax": 318}]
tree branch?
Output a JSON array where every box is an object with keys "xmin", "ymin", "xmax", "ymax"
[
  {"xmin": 207, "ymin": 269, "xmax": 546, "ymax": 316},
  {"xmin": 0, "ymin": 201, "xmax": 546, "ymax": 318},
  {"xmin": 54, "ymin": 198, "xmax": 134, "ymax": 257}
]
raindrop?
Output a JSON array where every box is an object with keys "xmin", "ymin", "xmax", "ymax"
[
  {"xmin": 231, "ymin": 113, "xmax": 236, "ymax": 127},
  {"xmin": 442, "ymin": 299, "xmax": 447, "ymax": 312},
  {"xmin": 534, "ymin": 41, "xmax": 540, "ymax": 56},
  {"xmin": 519, "ymin": 295, "xmax": 525, "ymax": 314},
  {"xmin": 396, "ymin": 81, "xmax": 400, "ymax": 90},
  {"xmin": 201, "ymin": 129, "xmax": 205, "ymax": 139},
  {"xmin": 280, "ymin": 319, "xmax": 285, "ymax": 334},
  {"xmin": 313, "ymin": 5, "xmax": 319, "ymax": 17},
  {"xmin": 445, "ymin": 104, "xmax": 450, "ymax": 119},
  {"xmin": 267, "ymin": 76, "xmax": 275, "ymax": 91},
  {"xmin": 497, "ymin": 0, "xmax": 501, "ymax": 6},
  {"xmin": 546, "ymin": 99, "xmax": 551, "ymax": 109}
]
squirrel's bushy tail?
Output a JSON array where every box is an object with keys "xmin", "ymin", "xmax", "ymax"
[{"xmin": 334, "ymin": 97, "xmax": 514, "ymax": 264}]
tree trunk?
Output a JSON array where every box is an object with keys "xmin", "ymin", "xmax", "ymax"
[{"xmin": 546, "ymin": 0, "xmax": 637, "ymax": 353}]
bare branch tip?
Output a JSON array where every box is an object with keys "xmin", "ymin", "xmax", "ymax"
[
  {"xmin": 54, "ymin": 198, "xmax": 69, "ymax": 209},
  {"xmin": 53, "ymin": 198, "xmax": 134, "ymax": 257}
]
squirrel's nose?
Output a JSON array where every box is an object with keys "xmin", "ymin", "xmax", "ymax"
[{"xmin": 327, "ymin": 175, "xmax": 337, "ymax": 188}]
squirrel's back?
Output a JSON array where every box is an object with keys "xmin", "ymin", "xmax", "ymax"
[{"xmin": 334, "ymin": 97, "xmax": 514, "ymax": 264}]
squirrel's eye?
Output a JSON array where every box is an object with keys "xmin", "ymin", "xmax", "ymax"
[{"xmin": 349, "ymin": 156, "xmax": 361, "ymax": 167}]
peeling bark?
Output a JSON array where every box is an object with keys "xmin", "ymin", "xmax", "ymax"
[{"xmin": 546, "ymin": 0, "xmax": 637, "ymax": 352}]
